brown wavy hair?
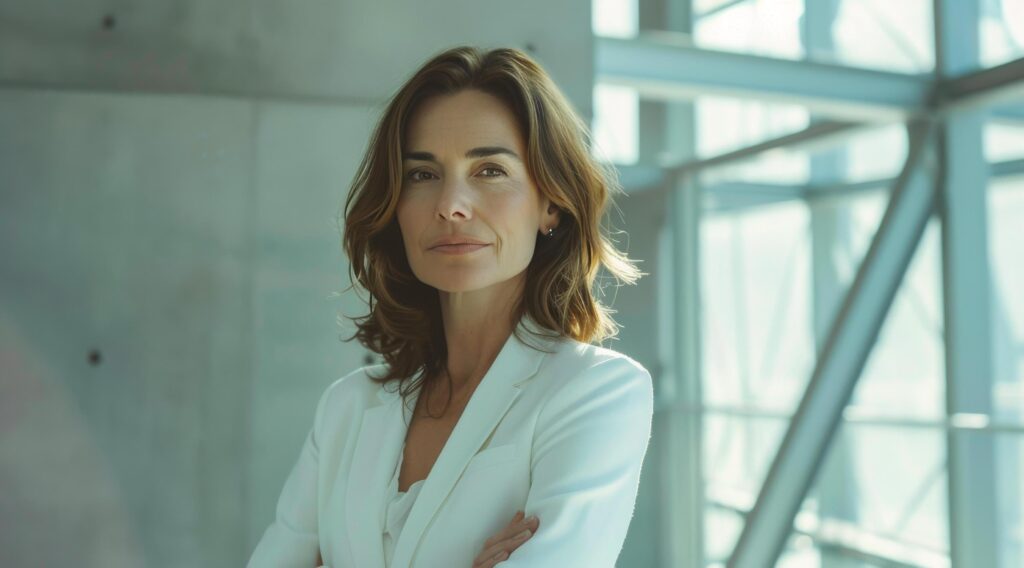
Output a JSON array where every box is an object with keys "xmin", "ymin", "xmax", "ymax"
[{"xmin": 338, "ymin": 45, "xmax": 645, "ymax": 416}]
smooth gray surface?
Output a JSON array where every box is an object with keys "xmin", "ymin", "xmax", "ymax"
[
  {"xmin": 0, "ymin": 87, "xmax": 375, "ymax": 566},
  {"xmin": 0, "ymin": 0, "xmax": 594, "ymax": 119}
]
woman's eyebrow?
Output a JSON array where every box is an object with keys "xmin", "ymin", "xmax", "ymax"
[{"xmin": 402, "ymin": 146, "xmax": 521, "ymax": 163}]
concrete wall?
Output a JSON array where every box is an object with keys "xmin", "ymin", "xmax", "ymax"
[{"xmin": 0, "ymin": 1, "xmax": 668, "ymax": 566}]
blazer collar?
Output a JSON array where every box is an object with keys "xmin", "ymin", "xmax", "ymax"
[
  {"xmin": 373, "ymin": 313, "xmax": 559, "ymax": 405},
  {"xmin": 343, "ymin": 314, "xmax": 560, "ymax": 568}
]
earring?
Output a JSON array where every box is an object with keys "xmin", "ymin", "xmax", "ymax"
[{"xmin": 547, "ymin": 227, "xmax": 554, "ymax": 238}]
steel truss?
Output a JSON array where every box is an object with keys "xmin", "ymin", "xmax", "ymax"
[{"xmin": 612, "ymin": 0, "xmax": 1024, "ymax": 566}]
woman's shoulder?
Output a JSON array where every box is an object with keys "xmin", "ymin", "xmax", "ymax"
[
  {"xmin": 529, "ymin": 338, "xmax": 652, "ymax": 409},
  {"xmin": 313, "ymin": 363, "xmax": 390, "ymax": 416},
  {"xmin": 324, "ymin": 362, "xmax": 389, "ymax": 397},
  {"xmin": 528, "ymin": 339, "xmax": 653, "ymax": 427},
  {"xmin": 544, "ymin": 337, "xmax": 650, "ymax": 378}
]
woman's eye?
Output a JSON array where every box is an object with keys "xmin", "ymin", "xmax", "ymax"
[
  {"xmin": 407, "ymin": 170, "xmax": 435, "ymax": 182},
  {"xmin": 405, "ymin": 167, "xmax": 507, "ymax": 182},
  {"xmin": 480, "ymin": 167, "xmax": 508, "ymax": 178}
]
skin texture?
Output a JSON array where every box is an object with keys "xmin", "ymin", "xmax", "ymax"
[{"xmin": 396, "ymin": 88, "xmax": 560, "ymax": 396}]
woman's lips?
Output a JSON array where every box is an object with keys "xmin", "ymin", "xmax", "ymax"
[{"xmin": 429, "ymin": 243, "xmax": 490, "ymax": 254}]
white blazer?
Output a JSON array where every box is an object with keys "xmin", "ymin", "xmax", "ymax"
[{"xmin": 248, "ymin": 316, "xmax": 654, "ymax": 568}]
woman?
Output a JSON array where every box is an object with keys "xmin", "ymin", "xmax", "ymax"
[{"xmin": 248, "ymin": 45, "xmax": 653, "ymax": 568}]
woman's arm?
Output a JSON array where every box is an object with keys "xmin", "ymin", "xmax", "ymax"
[{"xmin": 498, "ymin": 356, "xmax": 654, "ymax": 567}]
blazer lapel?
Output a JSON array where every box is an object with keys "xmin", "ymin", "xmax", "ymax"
[
  {"xmin": 344, "ymin": 377, "xmax": 418, "ymax": 568},
  {"xmin": 388, "ymin": 315, "xmax": 555, "ymax": 568}
]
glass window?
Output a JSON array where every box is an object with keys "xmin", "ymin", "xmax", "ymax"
[
  {"xmin": 694, "ymin": 0, "xmax": 804, "ymax": 61},
  {"xmin": 592, "ymin": 0, "xmax": 637, "ymax": 38},
  {"xmin": 802, "ymin": 423, "xmax": 949, "ymax": 560},
  {"xmin": 981, "ymin": 0, "xmax": 1024, "ymax": 68},
  {"xmin": 695, "ymin": 95, "xmax": 811, "ymax": 185},
  {"xmin": 989, "ymin": 177, "xmax": 1024, "ymax": 420},
  {"xmin": 591, "ymin": 83, "xmax": 639, "ymax": 164},
  {"xmin": 851, "ymin": 215, "xmax": 946, "ymax": 420},
  {"xmin": 703, "ymin": 415, "xmax": 790, "ymax": 562},
  {"xmin": 995, "ymin": 432, "xmax": 1024, "ymax": 567},
  {"xmin": 782, "ymin": 205, "xmax": 948, "ymax": 567},
  {"xmin": 988, "ymin": 124, "xmax": 1024, "ymax": 568},
  {"xmin": 696, "ymin": 96, "xmax": 810, "ymax": 157},
  {"xmin": 694, "ymin": 0, "xmax": 744, "ymax": 15},
  {"xmin": 843, "ymin": 124, "xmax": 909, "ymax": 184},
  {"xmin": 985, "ymin": 121, "xmax": 1024, "ymax": 163},
  {"xmin": 595, "ymin": 0, "xmax": 1022, "ymax": 565},
  {"xmin": 700, "ymin": 201, "xmax": 814, "ymax": 411},
  {"xmin": 829, "ymin": 0, "xmax": 934, "ymax": 73}
]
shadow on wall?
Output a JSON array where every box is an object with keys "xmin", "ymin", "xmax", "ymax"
[{"xmin": 0, "ymin": 312, "xmax": 146, "ymax": 566}]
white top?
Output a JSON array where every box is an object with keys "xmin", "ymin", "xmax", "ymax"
[
  {"xmin": 247, "ymin": 315, "xmax": 654, "ymax": 568},
  {"xmin": 383, "ymin": 444, "xmax": 426, "ymax": 568}
]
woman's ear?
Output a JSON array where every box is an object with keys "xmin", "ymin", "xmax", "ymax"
[{"xmin": 541, "ymin": 198, "xmax": 561, "ymax": 232}]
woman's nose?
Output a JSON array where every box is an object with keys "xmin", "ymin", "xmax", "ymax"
[{"xmin": 435, "ymin": 180, "xmax": 473, "ymax": 220}]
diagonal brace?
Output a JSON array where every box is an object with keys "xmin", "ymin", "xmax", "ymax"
[{"xmin": 727, "ymin": 119, "xmax": 938, "ymax": 568}]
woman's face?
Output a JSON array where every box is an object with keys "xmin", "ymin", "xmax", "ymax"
[{"xmin": 397, "ymin": 89, "xmax": 557, "ymax": 294}]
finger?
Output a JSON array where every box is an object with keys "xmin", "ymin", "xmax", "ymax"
[
  {"xmin": 482, "ymin": 511, "xmax": 536, "ymax": 550},
  {"xmin": 473, "ymin": 541, "xmax": 509, "ymax": 567},
  {"xmin": 475, "ymin": 526, "xmax": 534, "ymax": 564},
  {"xmin": 473, "ymin": 511, "xmax": 540, "ymax": 566},
  {"xmin": 489, "ymin": 549, "xmax": 510, "ymax": 566},
  {"xmin": 478, "ymin": 549, "xmax": 509, "ymax": 568},
  {"xmin": 472, "ymin": 548, "xmax": 501, "ymax": 568},
  {"xmin": 504, "ymin": 510, "xmax": 523, "ymax": 528}
]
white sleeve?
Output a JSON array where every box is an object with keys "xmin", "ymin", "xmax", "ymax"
[
  {"xmin": 247, "ymin": 378, "xmax": 337, "ymax": 568},
  {"xmin": 501, "ymin": 356, "xmax": 655, "ymax": 567}
]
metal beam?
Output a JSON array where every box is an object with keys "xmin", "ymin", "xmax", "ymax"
[
  {"xmin": 726, "ymin": 120, "xmax": 937, "ymax": 567},
  {"xmin": 597, "ymin": 35, "xmax": 1024, "ymax": 123},
  {"xmin": 650, "ymin": 3, "xmax": 704, "ymax": 565},
  {"xmin": 707, "ymin": 485, "xmax": 950, "ymax": 568},
  {"xmin": 596, "ymin": 34, "xmax": 930, "ymax": 121},
  {"xmin": 704, "ymin": 181, "xmax": 805, "ymax": 200},
  {"xmin": 620, "ymin": 158, "xmax": 1024, "ymax": 207},
  {"xmin": 669, "ymin": 402, "xmax": 1024, "ymax": 434},
  {"xmin": 694, "ymin": 0, "xmax": 746, "ymax": 19},
  {"xmin": 803, "ymin": 156, "xmax": 1024, "ymax": 197},
  {"xmin": 802, "ymin": 5, "xmax": 862, "ymax": 560},
  {"xmin": 991, "ymin": 157, "xmax": 1024, "ymax": 178},
  {"xmin": 668, "ymin": 120, "xmax": 862, "ymax": 174},
  {"xmin": 667, "ymin": 172, "xmax": 706, "ymax": 568},
  {"xmin": 935, "ymin": 56, "xmax": 1024, "ymax": 114},
  {"xmin": 933, "ymin": 0, "xmax": 1000, "ymax": 565},
  {"xmin": 804, "ymin": 178, "xmax": 894, "ymax": 204},
  {"xmin": 703, "ymin": 187, "xmax": 801, "ymax": 213},
  {"xmin": 991, "ymin": 102, "xmax": 1024, "ymax": 125}
]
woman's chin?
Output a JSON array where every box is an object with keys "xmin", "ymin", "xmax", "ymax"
[
  {"xmin": 426, "ymin": 275, "xmax": 500, "ymax": 294},
  {"xmin": 432, "ymin": 282, "xmax": 488, "ymax": 294}
]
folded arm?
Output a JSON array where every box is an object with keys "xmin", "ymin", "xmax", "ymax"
[{"xmin": 501, "ymin": 356, "xmax": 655, "ymax": 567}]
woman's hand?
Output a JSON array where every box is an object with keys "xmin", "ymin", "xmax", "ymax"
[{"xmin": 471, "ymin": 510, "xmax": 540, "ymax": 567}]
